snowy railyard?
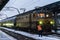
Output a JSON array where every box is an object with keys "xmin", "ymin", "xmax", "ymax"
[
  {"xmin": 0, "ymin": 27, "xmax": 60, "ymax": 40},
  {"xmin": 0, "ymin": 0, "xmax": 60, "ymax": 40}
]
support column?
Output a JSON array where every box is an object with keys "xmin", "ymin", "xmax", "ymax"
[{"xmin": 54, "ymin": 12, "xmax": 57, "ymax": 33}]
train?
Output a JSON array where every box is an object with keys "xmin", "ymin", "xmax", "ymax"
[
  {"xmin": 0, "ymin": 1, "xmax": 60, "ymax": 35},
  {"xmin": 0, "ymin": 8, "xmax": 55, "ymax": 34}
]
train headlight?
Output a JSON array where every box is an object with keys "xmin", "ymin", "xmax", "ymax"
[
  {"xmin": 50, "ymin": 21, "xmax": 54, "ymax": 24},
  {"xmin": 46, "ymin": 14, "xmax": 49, "ymax": 17},
  {"xmin": 39, "ymin": 21, "xmax": 43, "ymax": 25}
]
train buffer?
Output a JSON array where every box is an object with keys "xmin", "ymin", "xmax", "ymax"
[
  {"xmin": 0, "ymin": 30, "xmax": 17, "ymax": 40},
  {"xmin": 0, "ymin": 27, "xmax": 60, "ymax": 40}
]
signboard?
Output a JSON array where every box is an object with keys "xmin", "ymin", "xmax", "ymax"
[{"xmin": 0, "ymin": 0, "xmax": 9, "ymax": 11}]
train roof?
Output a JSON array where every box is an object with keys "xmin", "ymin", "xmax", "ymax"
[
  {"xmin": 17, "ymin": 1, "xmax": 60, "ymax": 16},
  {"xmin": 0, "ymin": 1, "xmax": 60, "ymax": 22},
  {"xmin": 0, "ymin": 15, "xmax": 16, "ymax": 22},
  {"xmin": 42, "ymin": 1, "xmax": 60, "ymax": 9},
  {"xmin": 42, "ymin": 1, "xmax": 60, "ymax": 12}
]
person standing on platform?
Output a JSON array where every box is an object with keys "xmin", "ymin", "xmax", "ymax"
[{"xmin": 37, "ymin": 25, "xmax": 42, "ymax": 37}]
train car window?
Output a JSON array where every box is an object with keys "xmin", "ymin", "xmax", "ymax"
[
  {"xmin": 22, "ymin": 17, "xmax": 23, "ymax": 19},
  {"xmin": 33, "ymin": 13, "xmax": 37, "ymax": 18},
  {"xmin": 19, "ymin": 17, "xmax": 21, "ymax": 19},
  {"xmin": 26, "ymin": 16, "xmax": 28, "ymax": 18}
]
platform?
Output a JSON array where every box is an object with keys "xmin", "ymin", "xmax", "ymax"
[
  {"xmin": 0, "ymin": 27, "xmax": 60, "ymax": 40},
  {"xmin": 0, "ymin": 30, "xmax": 16, "ymax": 40}
]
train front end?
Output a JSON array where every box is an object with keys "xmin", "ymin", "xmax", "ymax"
[{"xmin": 33, "ymin": 12, "xmax": 55, "ymax": 34}]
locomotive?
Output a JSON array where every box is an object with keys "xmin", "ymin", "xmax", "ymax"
[
  {"xmin": 0, "ymin": 1, "xmax": 60, "ymax": 34},
  {"xmin": 0, "ymin": 9, "xmax": 55, "ymax": 34},
  {"xmin": 16, "ymin": 10, "xmax": 55, "ymax": 34}
]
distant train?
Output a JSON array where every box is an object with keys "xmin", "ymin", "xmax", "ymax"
[{"xmin": 0, "ymin": 8, "xmax": 55, "ymax": 34}]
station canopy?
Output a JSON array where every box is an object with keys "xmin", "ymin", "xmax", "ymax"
[
  {"xmin": 42, "ymin": 1, "xmax": 60, "ymax": 12},
  {"xmin": 0, "ymin": 0, "xmax": 9, "ymax": 11}
]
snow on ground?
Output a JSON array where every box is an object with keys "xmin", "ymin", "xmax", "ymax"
[
  {"xmin": 52, "ymin": 30, "xmax": 60, "ymax": 33},
  {"xmin": 47, "ymin": 35, "xmax": 60, "ymax": 39},
  {"xmin": 57, "ymin": 30, "xmax": 60, "ymax": 33},
  {"xmin": 0, "ymin": 27, "xmax": 60, "ymax": 40},
  {"xmin": 0, "ymin": 30, "xmax": 17, "ymax": 40}
]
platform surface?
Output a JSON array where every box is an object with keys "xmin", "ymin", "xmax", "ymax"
[
  {"xmin": 0, "ymin": 27, "xmax": 60, "ymax": 40},
  {"xmin": 0, "ymin": 30, "xmax": 16, "ymax": 40}
]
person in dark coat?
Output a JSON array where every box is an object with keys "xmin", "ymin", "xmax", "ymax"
[{"xmin": 37, "ymin": 25, "xmax": 42, "ymax": 37}]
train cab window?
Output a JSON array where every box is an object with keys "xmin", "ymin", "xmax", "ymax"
[
  {"xmin": 46, "ymin": 13, "xmax": 52, "ymax": 18},
  {"xmin": 37, "ymin": 13, "xmax": 45, "ymax": 18}
]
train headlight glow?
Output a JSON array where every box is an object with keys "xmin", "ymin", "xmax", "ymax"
[
  {"xmin": 50, "ymin": 21, "xmax": 54, "ymax": 24},
  {"xmin": 39, "ymin": 21, "xmax": 43, "ymax": 25}
]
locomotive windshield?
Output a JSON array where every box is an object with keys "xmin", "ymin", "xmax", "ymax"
[
  {"xmin": 37, "ymin": 12, "xmax": 53, "ymax": 18},
  {"xmin": 37, "ymin": 13, "xmax": 45, "ymax": 18}
]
